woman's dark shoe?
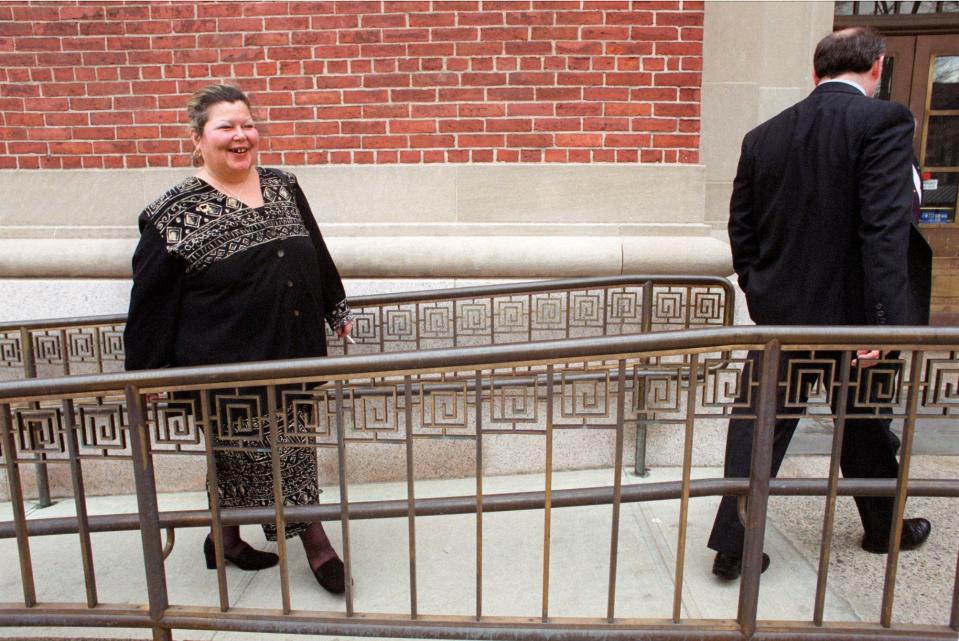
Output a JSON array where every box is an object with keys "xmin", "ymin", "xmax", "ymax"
[
  {"xmin": 203, "ymin": 536, "xmax": 279, "ymax": 571},
  {"xmin": 861, "ymin": 518, "xmax": 932, "ymax": 554},
  {"xmin": 313, "ymin": 556, "xmax": 346, "ymax": 594}
]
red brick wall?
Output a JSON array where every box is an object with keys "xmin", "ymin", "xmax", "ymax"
[{"xmin": 0, "ymin": 1, "xmax": 703, "ymax": 169}]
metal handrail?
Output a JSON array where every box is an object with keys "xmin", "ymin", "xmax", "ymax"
[
  {"xmin": 3, "ymin": 478, "xmax": 957, "ymax": 540},
  {"xmin": 0, "ymin": 274, "xmax": 736, "ymax": 498},
  {"xmin": 2, "ymin": 325, "xmax": 956, "ymax": 401}
]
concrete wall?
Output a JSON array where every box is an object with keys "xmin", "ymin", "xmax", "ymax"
[
  {"xmin": 0, "ymin": 164, "xmax": 729, "ymax": 279},
  {"xmin": 700, "ymin": 1, "xmax": 833, "ymax": 233}
]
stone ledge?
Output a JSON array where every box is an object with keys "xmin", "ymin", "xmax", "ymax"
[{"xmin": 0, "ymin": 235, "xmax": 731, "ymax": 278}]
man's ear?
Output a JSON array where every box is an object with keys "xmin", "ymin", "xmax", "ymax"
[
  {"xmin": 870, "ymin": 56, "xmax": 884, "ymax": 80},
  {"xmin": 813, "ymin": 69, "xmax": 822, "ymax": 85}
]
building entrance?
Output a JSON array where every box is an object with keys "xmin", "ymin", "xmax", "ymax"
[{"xmin": 883, "ymin": 34, "xmax": 959, "ymax": 324}]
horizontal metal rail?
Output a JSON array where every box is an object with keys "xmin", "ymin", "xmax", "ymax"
[
  {"xmin": 1, "ymin": 325, "xmax": 958, "ymax": 401},
  {"xmin": 2, "ymin": 478, "xmax": 956, "ymax": 540}
]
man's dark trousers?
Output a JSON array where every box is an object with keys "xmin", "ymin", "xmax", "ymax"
[{"xmin": 707, "ymin": 349, "xmax": 900, "ymax": 557}]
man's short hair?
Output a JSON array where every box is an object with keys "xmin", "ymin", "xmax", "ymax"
[{"xmin": 814, "ymin": 27, "xmax": 885, "ymax": 79}]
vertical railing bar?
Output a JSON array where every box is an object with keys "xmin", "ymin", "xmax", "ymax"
[
  {"xmin": 641, "ymin": 281, "xmax": 654, "ymax": 334},
  {"xmin": 19, "ymin": 327, "xmax": 36, "ymax": 380},
  {"xmin": 415, "ymin": 303, "xmax": 422, "ymax": 352},
  {"xmin": 541, "ymin": 364, "xmax": 554, "ymax": 622},
  {"xmin": 378, "ymin": 305, "xmax": 385, "ymax": 355},
  {"xmin": 601, "ymin": 287, "xmax": 609, "ymax": 337},
  {"xmin": 489, "ymin": 295, "xmax": 496, "ymax": 346},
  {"xmin": 634, "ymin": 282, "xmax": 654, "ymax": 476},
  {"xmin": 59, "ymin": 328, "xmax": 71, "ymax": 377},
  {"xmin": 672, "ymin": 352, "xmax": 699, "ymax": 623},
  {"xmin": 266, "ymin": 387, "xmax": 291, "ymax": 614},
  {"xmin": 21, "ymin": 327, "xmax": 52, "ymax": 510},
  {"xmin": 606, "ymin": 359, "xmax": 627, "ymax": 623},
  {"xmin": 564, "ymin": 290, "xmax": 571, "ymax": 340},
  {"xmin": 951, "ymin": 543, "xmax": 959, "ymax": 630},
  {"xmin": 453, "ymin": 299, "xmax": 459, "ymax": 349},
  {"xmin": 736, "ymin": 340, "xmax": 781, "ymax": 639},
  {"xmin": 813, "ymin": 350, "xmax": 852, "ymax": 625},
  {"xmin": 880, "ymin": 350, "xmax": 923, "ymax": 627},
  {"xmin": 474, "ymin": 369, "xmax": 484, "ymax": 620},
  {"xmin": 404, "ymin": 375, "xmax": 418, "ymax": 619},
  {"xmin": 93, "ymin": 326, "xmax": 104, "ymax": 374},
  {"xmin": 527, "ymin": 293, "xmax": 533, "ymax": 345},
  {"xmin": 334, "ymin": 380, "xmax": 355, "ymax": 616},
  {"xmin": 124, "ymin": 385, "xmax": 172, "ymax": 641},
  {"xmin": 199, "ymin": 392, "xmax": 230, "ymax": 611},
  {"xmin": 0, "ymin": 401, "xmax": 36, "ymax": 607},
  {"xmin": 62, "ymin": 398, "xmax": 98, "ymax": 607}
]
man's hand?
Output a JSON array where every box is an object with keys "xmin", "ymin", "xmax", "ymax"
[{"xmin": 851, "ymin": 349, "xmax": 882, "ymax": 368}]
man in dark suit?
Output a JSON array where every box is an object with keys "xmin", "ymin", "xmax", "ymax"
[{"xmin": 708, "ymin": 26, "xmax": 932, "ymax": 580}]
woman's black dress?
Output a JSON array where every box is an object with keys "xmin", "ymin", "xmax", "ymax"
[{"xmin": 124, "ymin": 167, "xmax": 352, "ymax": 540}]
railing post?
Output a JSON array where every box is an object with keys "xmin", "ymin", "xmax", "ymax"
[
  {"xmin": 634, "ymin": 281, "xmax": 654, "ymax": 477},
  {"xmin": 20, "ymin": 327, "xmax": 52, "ymax": 509},
  {"xmin": 737, "ymin": 339, "xmax": 780, "ymax": 639},
  {"xmin": 0, "ymin": 401, "xmax": 37, "ymax": 607},
  {"xmin": 334, "ymin": 380, "xmax": 356, "ymax": 616},
  {"xmin": 124, "ymin": 385, "xmax": 172, "ymax": 641},
  {"xmin": 880, "ymin": 350, "xmax": 924, "ymax": 627}
]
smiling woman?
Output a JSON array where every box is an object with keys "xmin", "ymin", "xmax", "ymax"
[
  {"xmin": 122, "ymin": 84, "xmax": 354, "ymax": 595},
  {"xmin": 191, "ymin": 93, "xmax": 264, "ymax": 209}
]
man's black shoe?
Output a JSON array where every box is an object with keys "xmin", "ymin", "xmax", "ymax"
[
  {"xmin": 711, "ymin": 552, "xmax": 770, "ymax": 580},
  {"xmin": 861, "ymin": 518, "xmax": 931, "ymax": 554}
]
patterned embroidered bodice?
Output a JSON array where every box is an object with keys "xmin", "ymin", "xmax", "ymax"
[
  {"xmin": 125, "ymin": 167, "xmax": 352, "ymax": 372},
  {"xmin": 144, "ymin": 167, "xmax": 308, "ymax": 273}
]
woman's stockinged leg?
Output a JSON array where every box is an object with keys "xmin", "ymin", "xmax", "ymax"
[
  {"xmin": 300, "ymin": 522, "xmax": 338, "ymax": 571},
  {"xmin": 218, "ymin": 524, "xmax": 243, "ymax": 556},
  {"xmin": 301, "ymin": 521, "xmax": 346, "ymax": 594}
]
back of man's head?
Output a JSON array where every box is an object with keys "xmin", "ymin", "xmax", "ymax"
[{"xmin": 813, "ymin": 27, "xmax": 885, "ymax": 80}]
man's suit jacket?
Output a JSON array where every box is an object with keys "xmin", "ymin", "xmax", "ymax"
[{"xmin": 728, "ymin": 81, "xmax": 931, "ymax": 326}]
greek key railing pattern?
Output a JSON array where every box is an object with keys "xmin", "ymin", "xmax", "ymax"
[
  {"xmin": 7, "ymin": 350, "xmax": 959, "ymax": 462},
  {"xmin": 0, "ymin": 276, "xmax": 733, "ymax": 379}
]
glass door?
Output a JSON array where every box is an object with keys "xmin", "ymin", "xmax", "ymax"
[
  {"xmin": 915, "ymin": 48, "xmax": 959, "ymax": 224},
  {"xmin": 910, "ymin": 35, "xmax": 959, "ymax": 324}
]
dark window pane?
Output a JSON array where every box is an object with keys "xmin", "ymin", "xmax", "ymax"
[
  {"xmin": 833, "ymin": 1, "xmax": 959, "ymax": 14},
  {"xmin": 834, "ymin": 1, "xmax": 855, "ymax": 15},
  {"xmin": 930, "ymin": 56, "xmax": 959, "ymax": 110},
  {"xmin": 878, "ymin": 56, "xmax": 895, "ymax": 100},
  {"xmin": 918, "ymin": 171, "xmax": 958, "ymax": 224},
  {"xmin": 925, "ymin": 116, "xmax": 959, "ymax": 167}
]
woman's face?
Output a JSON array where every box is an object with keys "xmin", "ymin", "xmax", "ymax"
[{"xmin": 192, "ymin": 101, "xmax": 259, "ymax": 178}]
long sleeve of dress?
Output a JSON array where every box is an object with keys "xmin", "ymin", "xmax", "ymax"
[
  {"xmin": 124, "ymin": 218, "xmax": 184, "ymax": 370},
  {"xmin": 288, "ymin": 174, "xmax": 353, "ymax": 331}
]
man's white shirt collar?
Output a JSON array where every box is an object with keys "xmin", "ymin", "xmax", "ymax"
[{"xmin": 818, "ymin": 78, "xmax": 867, "ymax": 95}]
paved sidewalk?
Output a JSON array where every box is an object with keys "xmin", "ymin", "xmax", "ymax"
[{"xmin": 1, "ymin": 458, "xmax": 955, "ymax": 641}]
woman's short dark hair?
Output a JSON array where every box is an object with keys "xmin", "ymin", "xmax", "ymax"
[
  {"xmin": 186, "ymin": 84, "xmax": 251, "ymax": 136},
  {"xmin": 814, "ymin": 27, "xmax": 885, "ymax": 80}
]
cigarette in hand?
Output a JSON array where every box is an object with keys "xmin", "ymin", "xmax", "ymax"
[{"xmin": 345, "ymin": 335, "xmax": 356, "ymax": 344}]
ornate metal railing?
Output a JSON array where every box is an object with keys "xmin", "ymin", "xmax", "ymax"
[
  {"xmin": 0, "ymin": 275, "xmax": 735, "ymax": 503},
  {"xmin": 0, "ymin": 326, "xmax": 957, "ymax": 641},
  {"xmin": 0, "ymin": 276, "xmax": 734, "ymax": 380}
]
